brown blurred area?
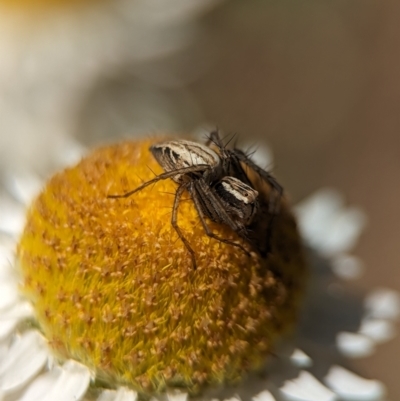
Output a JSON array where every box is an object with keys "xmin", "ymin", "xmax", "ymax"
[{"xmin": 185, "ymin": 0, "xmax": 400, "ymax": 398}]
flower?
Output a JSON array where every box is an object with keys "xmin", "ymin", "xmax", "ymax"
[
  {"xmin": 16, "ymin": 137, "xmax": 306, "ymax": 395},
  {"xmin": 0, "ymin": 136, "xmax": 398, "ymax": 401}
]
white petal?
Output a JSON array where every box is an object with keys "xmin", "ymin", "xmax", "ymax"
[
  {"xmin": 294, "ymin": 189, "xmax": 366, "ymax": 255},
  {"xmin": 97, "ymin": 388, "xmax": 138, "ymax": 401},
  {"xmin": 336, "ymin": 332, "xmax": 375, "ymax": 358},
  {"xmin": 4, "ymin": 170, "xmax": 43, "ymax": 206},
  {"xmin": 167, "ymin": 390, "xmax": 187, "ymax": 401},
  {"xmin": 331, "ymin": 254, "xmax": 364, "ymax": 280},
  {"xmin": 0, "ymin": 283, "xmax": 19, "ymax": 310},
  {"xmin": 0, "ymin": 292, "xmax": 33, "ymax": 342},
  {"xmin": 0, "ymin": 318, "xmax": 19, "ymax": 341},
  {"xmin": 41, "ymin": 360, "xmax": 91, "ymax": 401},
  {"xmin": 53, "ymin": 137, "xmax": 87, "ymax": 169},
  {"xmin": 358, "ymin": 318, "xmax": 397, "ymax": 343},
  {"xmin": 0, "ymin": 300, "xmax": 34, "ymax": 321},
  {"xmin": 252, "ymin": 390, "xmax": 276, "ymax": 401},
  {"xmin": 224, "ymin": 397, "xmax": 241, "ymax": 401},
  {"xmin": 290, "ymin": 349, "xmax": 313, "ymax": 368},
  {"xmin": 0, "ymin": 244, "xmax": 15, "ymax": 281},
  {"xmin": 295, "ymin": 189, "xmax": 343, "ymax": 246},
  {"xmin": 325, "ymin": 366, "xmax": 385, "ymax": 400},
  {"xmin": 0, "ymin": 196, "xmax": 25, "ymax": 237},
  {"xmin": 280, "ymin": 371, "xmax": 337, "ymax": 401},
  {"xmin": 320, "ymin": 207, "xmax": 367, "ymax": 256},
  {"xmin": 364, "ymin": 288, "xmax": 400, "ymax": 320},
  {"xmin": 0, "ymin": 338, "xmax": 9, "ymax": 360},
  {"xmin": 19, "ymin": 367, "xmax": 63, "ymax": 401},
  {"xmin": 0, "ymin": 330, "xmax": 49, "ymax": 393}
]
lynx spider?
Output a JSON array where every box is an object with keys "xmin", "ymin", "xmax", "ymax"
[{"xmin": 108, "ymin": 137, "xmax": 260, "ymax": 269}]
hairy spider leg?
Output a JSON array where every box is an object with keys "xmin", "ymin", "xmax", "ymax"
[
  {"xmin": 171, "ymin": 183, "xmax": 198, "ymax": 270},
  {"xmin": 107, "ymin": 164, "xmax": 210, "ymax": 199},
  {"xmin": 207, "ymin": 129, "xmax": 235, "ymax": 149},
  {"xmin": 190, "ymin": 180, "xmax": 251, "ymax": 257},
  {"xmin": 206, "ymin": 129, "xmax": 224, "ymax": 152}
]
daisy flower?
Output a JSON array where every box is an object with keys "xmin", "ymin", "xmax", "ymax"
[{"xmin": 0, "ymin": 134, "xmax": 398, "ymax": 401}]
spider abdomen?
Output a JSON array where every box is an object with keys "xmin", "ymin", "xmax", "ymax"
[{"xmin": 215, "ymin": 177, "xmax": 259, "ymax": 225}]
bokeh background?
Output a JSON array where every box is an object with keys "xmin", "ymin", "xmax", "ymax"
[
  {"xmin": 1, "ymin": 0, "xmax": 399, "ymax": 398},
  {"xmin": 191, "ymin": 2, "xmax": 400, "ymax": 398}
]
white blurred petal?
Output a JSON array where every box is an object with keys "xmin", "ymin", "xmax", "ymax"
[
  {"xmin": 4, "ymin": 170, "xmax": 43, "ymax": 206},
  {"xmin": 252, "ymin": 390, "xmax": 276, "ymax": 401},
  {"xmin": 364, "ymin": 288, "xmax": 400, "ymax": 320},
  {"xmin": 0, "ymin": 338, "xmax": 9, "ymax": 359},
  {"xmin": 0, "ymin": 0, "xmax": 219, "ymax": 174},
  {"xmin": 336, "ymin": 332, "xmax": 375, "ymax": 358},
  {"xmin": 290, "ymin": 349, "xmax": 313, "ymax": 368},
  {"xmin": 0, "ymin": 244, "xmax": 15, "ymax": 282},
  {"xmin": 97, "ymin": 387, "xmax": 137, "ymax": 401},
  {"xmin": 325, "ymin": 366, "xmax": 385, "ymax": 401},
  {"xmin": 167, "ymin": 390, "xmax": 188, "ymax": 401},
  {"xmin": 53, "ymin": 136, "xmax": 87, "ymax": 169},
  {"xmin": 358, "ymin": 318, "xmax": 397, "ymax": 343},
  {"xmin": 320, "ymin": 207, "xmax": 366, "ymax": 256},
  {"xmin": 280, "ymin": 371, "xmax": 337, "ymax": 401},
  {"xmin": 295, "ymin": 189, "xmax": 367, "ymax": 256},
  {"xmin": 0, "ymin": 301, "xmax": 33, "ymax": 341},
  {"xmin": 41, "ymin": 360, "xmax": 91, "ymax": 401},
  {"xmin": 0, "ymin": 330, "xmax": 49, "ymax": 393},
  {"xmin": 0, "ymin": 196, "xmax": 25, "ymax": 237},
  {"xmin": 331, "ymin": 254, "xmax": 364, "ymax": 280},
  {"xmin": 0, "ymin": 283, "xmax": 18, "ymax": 310},
  {"xmin": 0, "ymin": 300, "xmax": 34, "ymax": 321},
  {"xmin": 19, "ymin": 367, "xmax": 63, "ymax": 401},
  {"xmin": 0, "ymin": 318, "xmax": 18, "ymax": 342},
  {"xmin": 295, "ymin": 189, "xmax": 344, "ymax": 242}
]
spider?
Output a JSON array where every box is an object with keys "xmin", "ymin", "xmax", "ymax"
[
  {"xmin": 205, "ymin": 130, "xmax": 283, "ymax": 257},
  {"xmin": 108, "ymin": 139, "xmax": 259, "ymax": 269}
]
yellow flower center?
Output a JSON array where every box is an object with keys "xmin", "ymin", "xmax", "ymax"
[{"xmin": 17, "ymin": 138, "xmax": 307, "ymax": 395}]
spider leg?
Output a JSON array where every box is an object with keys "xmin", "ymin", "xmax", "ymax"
[
  {"xmin": 205, "ymin": 128, "xmax": 223, "ymax": 148},
  {"xmin": 171, "ymin": 183, "xmax": 198, "ymax": 270},
  {"xmin": 191, "ymin": 181, "xmax": 251, "ymax": 257},
  {"xmin": 107, "ymin": 164, "xmax": 210, "ymax": 199}
]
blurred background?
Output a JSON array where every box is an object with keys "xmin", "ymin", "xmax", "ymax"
[{"xmin": 0, "ymin": 0, "xmax": 399, "ymax": 398}]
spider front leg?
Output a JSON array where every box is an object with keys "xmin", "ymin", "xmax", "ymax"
[
  {"xmin": 190, "ymin": 181, "xmax": 251, "ymax": 258},
  {"xmin": 206, "ymin": 129, "xmax": 224, "ymax": 149},
  {"xmin": 107, "ymin": 164, "xmax": 210, "ymax": 199},
  {"xmin": 171, "ymin": 183, "xmax": 198, "ymax": 270}
]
